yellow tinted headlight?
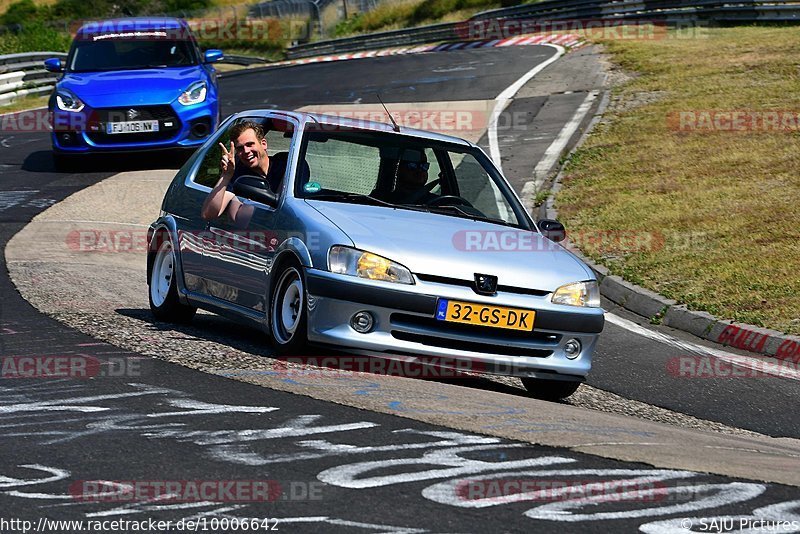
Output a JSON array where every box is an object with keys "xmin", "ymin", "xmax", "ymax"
[
  {"xmin": 551, "ymin": 281, "xmax": 601, "ymax": 307},
  {"xmin": 329, "ymin": 246, "xmax": 413, "ymax": 284}
]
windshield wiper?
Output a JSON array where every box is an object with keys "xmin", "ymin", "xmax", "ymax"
[
  {"xmin": 421, "ymin": 204, "xmax": 520, "ymax": 228},
  {"xmin": 305, "ymin": 192, "xmax": 401, "ymax": 208}
]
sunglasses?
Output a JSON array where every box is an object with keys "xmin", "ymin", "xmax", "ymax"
[{"xmin": 401, "ymin": 160, "xmax": 430, "ymax": 171}]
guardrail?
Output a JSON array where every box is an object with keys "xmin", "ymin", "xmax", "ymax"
[
  {"xmin": 0, "ymin": 52, "xmax": 266, "ymax": 106},
  {"xmin": 0, "ymin": 52, "xmax": 66, "ymax": 106},
  {"xmin": 287, "ymin": 0, "xmax": 800, "ymax": 58}
]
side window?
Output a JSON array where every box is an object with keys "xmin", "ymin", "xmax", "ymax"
[
  {"xmin": 192, "ymin": 117, "xmax": 294, "ymax": 188},
  {"xmin": 193, "ymin": 127, "xmax": 229, "ymax": 188}
]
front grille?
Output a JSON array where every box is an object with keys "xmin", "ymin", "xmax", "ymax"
[
  {"xmin": 94, "ymin": 106, "xmax": 176, "ymax": 122},
  {"xmin": 415, "ymin": 273, "xmax": 550, "ymax": 297},
  {"xmin": 390, "ymin": 313, "xmax": 559, "ymax": 357},
  {"xmin": 86, "ymin": 105, "xmax": 181, "ymax": 144},
  {"xmin": 390, "ymin": 331, "xmax": 553, "ymax": 357}
]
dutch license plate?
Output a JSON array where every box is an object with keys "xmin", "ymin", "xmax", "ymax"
[
  {"xmin": 106, "ymin": 120, "xmax": 159, "ymax": 134},
  {"xmin": 436, "ymin": 299, "xmax": 535, "ymax": 331}
]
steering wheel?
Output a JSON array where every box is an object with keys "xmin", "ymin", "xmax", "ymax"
[
  {"xmin": 404, "ymin": 178, "xmax": 442, "ymax": 204},
  {"xmin": 425, "ymin": 195, "xmax": 474, "ymax": 208}
]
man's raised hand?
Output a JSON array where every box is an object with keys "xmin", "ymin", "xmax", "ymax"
[{"xmin": 219, "ymin": 141, "xmax": 235, "ymax": 181}]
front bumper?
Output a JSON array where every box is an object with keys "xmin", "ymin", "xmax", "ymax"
[
  {"xmin": 51, "ymin": 101, "xmax": 217, "ymax": 153},
  {"xmin": 305, "ymin": 268, "xmax": 604, "ymax": 380}
]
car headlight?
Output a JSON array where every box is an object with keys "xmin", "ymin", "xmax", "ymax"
[
  {"xmin": 178, "ymin": 81, "xmax": 207, "ymax": 106},
  {"xmin": 328, "ymin": 246, "xmax": 414, "ymax": 284},
  {"xmin": 551, "ymin": 281, "xmax": 601, "ymax": 307},
  {"xmin": 56, "ymin": 90, "xmax": 84, "ymax": 112}
]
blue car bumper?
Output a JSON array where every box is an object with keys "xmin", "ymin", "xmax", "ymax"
[{"xmin": 51, "ymin": 100, "xmax": 218, "ymax": 154}]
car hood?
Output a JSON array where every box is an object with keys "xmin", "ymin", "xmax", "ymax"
[
  {"xmin": 58, "ymin": 67, "xmax": 203, "ymax": 107},
  {"xmin": 307, "ymin": 201, "xmax": 593, "ymax": 292}
]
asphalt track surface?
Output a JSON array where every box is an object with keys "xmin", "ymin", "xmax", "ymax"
[{"xmin": 1, "ymin": 45, "xmax": 799, "ymax": 531}]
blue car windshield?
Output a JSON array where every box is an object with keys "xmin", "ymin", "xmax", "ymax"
[{"xmin": 68, "ymin": 38, "xmax": 197, "ymax": 72}]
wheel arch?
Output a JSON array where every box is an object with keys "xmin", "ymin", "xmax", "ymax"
[{"xmin": 147, "ymin": 217, "xmax": 191, "ymax": 304}]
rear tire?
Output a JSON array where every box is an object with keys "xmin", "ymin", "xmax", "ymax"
[
  {"xmin": 148, "ymin": 236, "xmax": 196, "ymax": 323},
  {"xmin": 270, "ymin": 261, "xmax": 308, "ymax": 354},
  {"xmin": 521, "ymin": 377, "xmax": 581, "ymax": 401}
]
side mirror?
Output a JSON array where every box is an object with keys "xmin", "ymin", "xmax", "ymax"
[
  {"xmin": 203, "ymin": 49, "xmax": 224, "ymax": 63},
  {"xmin": 44, "ymin": 58, "xmax": 63, "ymax": 72},
  {"xmin": 538, "ymin": 219, "xmax": 566, "ymax": 242},
  {"xmin": 232, "ymin": 175, "xmax": 278, "ymax": 208}
]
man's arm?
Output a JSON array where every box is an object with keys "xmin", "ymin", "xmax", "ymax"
[{"xmin": 201, "ymin": 141, "xmax": 243, "ymax": 220}]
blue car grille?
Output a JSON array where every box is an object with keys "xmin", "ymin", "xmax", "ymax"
[{"xmin": 86, "ymin": 106, "xmax": 181, "ymax": 144}]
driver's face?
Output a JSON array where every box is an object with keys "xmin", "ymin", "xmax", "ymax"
[
  {"xmin": 397, "ymin": 159, "xmax": 428, "ymax": 188},
  {"xmin": 234, "ymin": 128, "xmax": 268, "ymax": 170}
]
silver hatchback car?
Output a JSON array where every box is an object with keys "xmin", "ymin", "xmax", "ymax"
[{"xmin": 147, "ymin": 110, "xmax": 604, "ymax": 400}]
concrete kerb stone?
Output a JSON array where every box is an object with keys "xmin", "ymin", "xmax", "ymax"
[
  {"xmin": 663, "ymin": 306, "xmax": 717, "ymax": 339},
  {"xmin": 541, "ymin": 57, "xmax": 800, "ymax": 363}
]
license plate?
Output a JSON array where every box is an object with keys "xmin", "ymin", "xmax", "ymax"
[
  {"xmin": 106, "ymin": 120, "xmax": 159, "ymax": 134},
  {"xmin": 436, "ymin": 299, "xmax": 535, "ymax": 331}
]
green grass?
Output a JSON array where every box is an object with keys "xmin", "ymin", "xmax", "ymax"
[
  {"xmin": 0, "ymin": 94, "xmax": 47, "ymax": 112},
  {"xmin": 557, "ymin": 26, "xmax": 800, "ymax": 335},
  {"xmin": 333, "ymin": 0, "xmax": 504, "ymax": 37},
  {"xmin": 0, "ymin": 21, "xmax": 71, "ymax": 54}
]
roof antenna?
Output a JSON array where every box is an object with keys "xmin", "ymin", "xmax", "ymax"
[{"xmin": 376, "ymin": 93, "xmax": 400, "ymax": 132}]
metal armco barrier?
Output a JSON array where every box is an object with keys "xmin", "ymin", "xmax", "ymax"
[
  {"xmin": 0, "ymin": 51, "xmax": 66, "ymax": 105},
  {"xmin": 287, "ymin": 0, "xmax": 800, "ymax": 58}
]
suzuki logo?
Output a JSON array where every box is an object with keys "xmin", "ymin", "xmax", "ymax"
[
  {"xmin": 126, "ymin": 109, "xmax": 140, "ymax": 120},
  {"xmin": 473, "ymin": 273, "xmax": 498, "ymax": 295}
]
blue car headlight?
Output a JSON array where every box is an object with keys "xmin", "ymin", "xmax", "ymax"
[
  {"xmin": 55, "ymin": 90, "xmax": 85, "ymax": 112},
  {"xmin": 178, "ymin": 81, "xmax": 207, "ymax": 106}
]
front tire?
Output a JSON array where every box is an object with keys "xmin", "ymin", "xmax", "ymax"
[
  {"xmin": 521, "ymin": 377, "xmax": 581, "ymax": 401},
  {"xmin": 270, "ymin": 262, "xmax": 308, "ymax": 354},
  {"xmin": 148, "ymin": 236, "xmax": 196, "ymax": 323}
]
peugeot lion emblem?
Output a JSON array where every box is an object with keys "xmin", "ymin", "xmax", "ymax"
[{"xmin": 473, "ymin": 273, "xmax": 498, "ymax": 295}]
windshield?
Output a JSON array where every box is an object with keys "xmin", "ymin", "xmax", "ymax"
[
  {"xmin": 68, "ymin": 38, "xmax": 198, "ymax": 72},
  {"xmin": 296, "ymin": 126, "xmax": 528, "ymax": 229}
]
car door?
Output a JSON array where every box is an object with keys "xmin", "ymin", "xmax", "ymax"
[{"xmin": 198, "ymin": 114, "xmax": 299, "ymax": 313}]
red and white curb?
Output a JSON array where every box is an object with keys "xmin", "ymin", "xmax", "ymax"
[{"xmin": 274, "ymin": 33, "xmax": 584, "ymax": 68}]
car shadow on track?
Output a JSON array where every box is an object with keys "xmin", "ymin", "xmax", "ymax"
[
  {"xmin": 116, "ymin": 307, "xmax": 532, "ymax": 400},
  {"xmin": 23, "ymin": 150, "xmax": 192, "ymax": 174}
]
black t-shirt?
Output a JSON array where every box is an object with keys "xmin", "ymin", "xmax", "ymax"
[{"xmin": 229, "ymin": 152, "xmax": 288, "ymax": 194}]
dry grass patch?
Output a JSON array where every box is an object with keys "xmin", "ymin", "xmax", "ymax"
[
  {"xmin": 0, "ymin": 94, "xmax": 48, "ymax": 113},
  {"xmin": 559, "ymin": 26, "xmax": 800, "ymax": 334}
]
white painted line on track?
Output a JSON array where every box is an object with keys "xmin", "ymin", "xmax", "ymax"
[
  {"xmin": 487, "ymin": 44, "xmax": 565, "ymax": 173},
  {"xmin": 525, "ymin": 89, "xmax": 599, "ymax": 194},
  {"xmin": 605, "ymin": 312, "xmax": 800, "ymax": 382}
]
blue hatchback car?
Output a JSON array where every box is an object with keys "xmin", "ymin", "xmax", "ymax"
[{"xmin": 45, "ymin": 17, "xmax": 223, "ymax": 167}]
